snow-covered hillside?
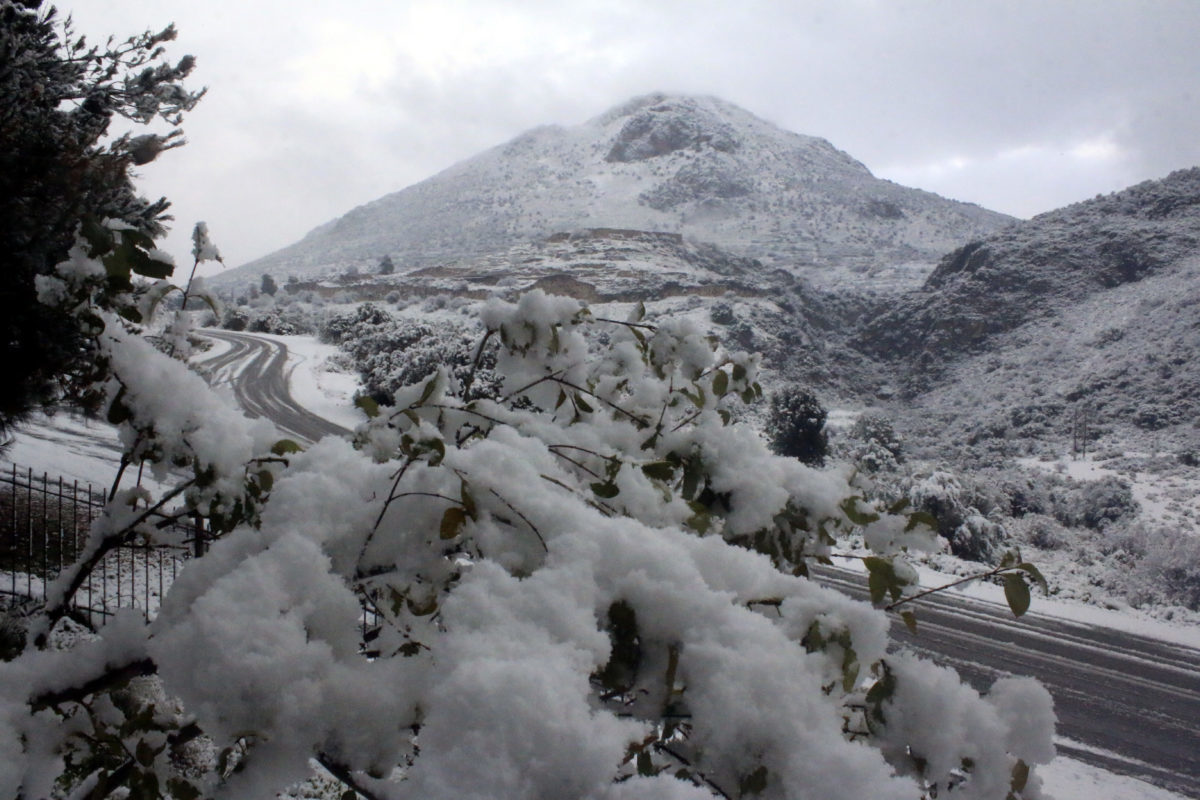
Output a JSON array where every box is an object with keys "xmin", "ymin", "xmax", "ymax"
[
  {"xmin": 219, "ymin": 93, "xmax": 1013, "ymax": 291},
  {"xmin": 862, "ymin": 168, "xmax": 1200, "ymax": 456}
]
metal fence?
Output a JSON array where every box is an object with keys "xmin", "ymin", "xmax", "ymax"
[
  {"xmin": 1, "ymin": 464, "xmax": 200, "ymax": 626},
  {"xmin": 3, "ymin": 463, "xmax": 387, "ymax": 647}
]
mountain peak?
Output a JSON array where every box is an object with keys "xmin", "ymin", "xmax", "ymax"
[
  {"xmin": 224, "ymin": 94, "xmax": 1013, "ymax": 291},
  {"xmin": 602, "ymin": 95, "xmax": 741, "ymax": 163}
]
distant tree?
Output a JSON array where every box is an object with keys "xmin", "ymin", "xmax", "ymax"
[
  {"xmin": 378, "ymin": 254, "xmax": 396, "ymax": 275},
  {"xmin": 0, "ymin": 1, "xmax": 203, "ymax": 437},
  {"xmin": 849, "ymin": 413, "xmax": 905, "ymax": 473},
  {"xmin": 260, "ymin": 272, "xmax": 278, "ymax": 296},
  {"xmin": 764, "ymin": 385, "xmax": 829, "ymax": 465}
]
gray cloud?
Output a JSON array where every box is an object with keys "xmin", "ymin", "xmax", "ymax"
[{"xmin": 68, "ymin": 0, "xmax": 1200, "ymax": 271}]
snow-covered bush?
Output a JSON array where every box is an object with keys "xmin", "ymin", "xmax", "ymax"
[
  {"xmin": 908, "ymin": 471, "xmax": 1007, "ymax": 563},
  {"xmin": 845, "ymin": 413, "xmax": 904, "ymax": 474},
  {"xmin": 3, "ymin": 245, "xmax": 1056, "ymax": 799},
  {"xmin": 318, "ymin": 302, "xmax": 392, "ymax": 344},
  {"xmin": 320, "ymin": 307, "xmax": 501, "ymax": 406},
  {"xmin": 764, "ymin": 385, "xmax": 829, "ymax": 466},
  {"xmin": 1099, "ymin": 523, "xmax": 1200, "ymax": 610},
  {"xmin": 1071, "ymin": 476, "xmax": 1139, "ymax": 530}
]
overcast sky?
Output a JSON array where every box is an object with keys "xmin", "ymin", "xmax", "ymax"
[{"xmin": 68, "ymin": 0, "xmax": 1200, "ymax": 275}]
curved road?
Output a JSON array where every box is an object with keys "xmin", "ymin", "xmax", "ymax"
[
  {"xmin": 195, "ymin": 329, "xmax": 1200, "ymax": 796},
  {"xmin": 817, "ymin": 567, "xmax": 1200, "ymax": 796},
  {"xmin": 197, "ymin": 330, "xmax": 351, "ymax": 444}
]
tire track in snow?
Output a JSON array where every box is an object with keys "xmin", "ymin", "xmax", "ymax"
[{"xmin": 197, "ymin": 330, "xmax": 351, "ymax": 444}]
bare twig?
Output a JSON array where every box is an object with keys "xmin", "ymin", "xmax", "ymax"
[
  {"xmin": 488, "ymin": 488, "xmax": 547, "ymax": 552},
  {"xmin": 31, "ymin": 657, "xmax": 157, "ymax": 711},
  {"xmin": 315, "ymin": 752, "xmax": 387, "ymax": 800},
  {"xmin": 884, "ymin": 565, "xmax": 1013, "ymax": 612},
  {"xmin": 460, "ymin": 328, "xmax": 495, "ymax": 401}
]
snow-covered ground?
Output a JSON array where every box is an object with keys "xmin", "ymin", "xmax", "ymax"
[
  {"xmin": 1020, "ymin": 454, "xmax": 1200, "ymax": 537},
  {"xmin": 1039, "ymin": 749, "xmax": 1186, "ymax": 800}
]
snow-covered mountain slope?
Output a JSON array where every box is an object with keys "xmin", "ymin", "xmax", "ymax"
[
  {"xmin": 863, "ymin": 168, "xmax": 1200, "ymax": 363},
  {"xmin": 221, "ymin": 93, "xmax": 1013, "ymax": 291},
  {"xmin": 293, "ymin": 226, "xmax": 887, "ymax": 399},
  {"xmin": 860, "ymin": 168, "xmax": 1200, "ymax": 456}
]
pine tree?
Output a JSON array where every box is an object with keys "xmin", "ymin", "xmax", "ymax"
[
  {"xmin": 764, "ymin": 385, "xmax": 829, "ymax": 466},
  {"xmin": 0, "ymin": 0, "xmax": 203, "ymax": 438}
]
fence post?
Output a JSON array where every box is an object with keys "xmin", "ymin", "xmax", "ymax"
[{"xmin": 192, "ymin": 514, "xmax": 206, "ymax": 558}]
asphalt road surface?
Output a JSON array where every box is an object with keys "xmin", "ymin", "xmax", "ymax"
[
  {"xmin": 197, "ymin": 330, "xmax": 351, "ymax": 444},
  {"xmin": 817, "ymin": 567, "xmax": 1200, "ymax": 797},
  {"xmin": 195, "ymin": 329, "xmax": 1200, "ymax": 796}
]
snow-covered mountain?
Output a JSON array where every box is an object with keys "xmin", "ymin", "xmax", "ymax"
[
  {"xmin": 862, "ymin": 167, "xmax": 1200, "ymax": 456},
  {"xmin": 221, "ymin": 93, "xmax": 1012, "ymax": 290}
]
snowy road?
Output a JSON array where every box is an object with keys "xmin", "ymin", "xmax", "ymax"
[
  {"xmin": 818, "ymin": 567, "xmax": 1200, "ymax": 796},
  {"xmin": 197, "ymin": 330, "xmax": 352, "ymax": 444}
]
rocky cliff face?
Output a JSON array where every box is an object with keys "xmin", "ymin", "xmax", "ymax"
[
  {"xmin": 220, "ymin": 93, "xmax": 1013, "ymax": 291},
  {"xmin": 861, "ymin": 168, "xmax": 1200, "ymax": 365},
  {"xmin": 857, "ymin": 168, "xmax": 1200, "ymax": 454}
]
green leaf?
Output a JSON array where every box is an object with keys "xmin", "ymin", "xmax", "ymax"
[
  {"xmin": 1010, "ymin": 759, "xmax": 1030, "ymax": 795},
  {"xmin": 417, "ymin": 375, "xmax": 439, "ymax": 405},
  {"xmin": 131, "ymin": 246, "xmax": 173, "ymax": 279},
  {"xmin": 460, "ymin": 483, "xmax": 478, "ymax": 520},
  {"xmin": 591, "ymin": 481, "xmax": 620, "ymax": 499},
  {"xmin": 864, "ymin": 556, "xmax": 903, "ymax": 605},
  {"xmin": 865, "ymin": 662, "xmax": 897, "ymax": 729},
  {"xmin": 555, "ymin": 389, "xmax": 567, "ymax": 410},
  {"xmin": 356, "ymin": 395, "xmax": 380, "ymax": 418},
  {"xmin": 887, "ymin": 497, "xmax": 910, "ymax": 514},
  {"xmin": 167, "ymin": 778, "xmax": 202, "ymax": 800},
  {"xmin": 1004, "ymin": 573, "xmax": 1031, "ymax": 617},
  {"xmin": 664, "ymin": 644, "xmax": 680, "ymax": 701},
  {"xmin": 712, "ymin": 369, "xmax": 729, "ymax": 397},
  {"xmin": 271, "ymin": 438, "xmax": 303, "ymax": 455},
  {"xmin": 597, "ymin": 600, "xmax": 640, "ymax": 692},
  {"xmin": 900, "ymin": 611, "xmax": 918, "ymax": 635},
  {"xmin": 135, "ymin": 739, "xmax": 158, "ymax": 767},
  {"xmin": 739, "ymin": 765, "xmax": 769, "ymax": 796},
  {"xmin": 1017, "ymin": 562, "xmax": 1050, "ymax": 595},
  {"xmin": 904, "ymin": 510, "xmax": 939, "ymax": 532},
  {"xmin": 641, "ymin": 461, "xmax": 675, "ymax": 481},
  {"xmin": 81, "ymin": 217, "xmax": 115, "ymax": 258},
  {"xmin": 841, "ymin": 644, "xmax": 860, "ymax": 692},
  {"xmin": 406, "ymin": 595, "xmax": 438, "ymax": 616},
  {"xmin": 440, "ymin": 506, "xmax": 467, "ymax": 539},
  {"xmin": 575, "ymin": 394, "xmax": 594, "ymax": 414},
  {"xmin": 841, "ymin": 497, "xmax": 881, "ymax": 527},
  {"xmin": 107, "ymin": 397, "xmax": 132, "ymax": 426},
  {"xmin": 637, "ymin": 751, "xmax": 655, "ymax": 777},
  {"xmin": 681, "ymin": 456, "xmax": 702, "ymax": 501},
  {"xmin": 732, "ymin": 362, "xmax": 747, "ymax": 382},
  {"xmin": 685, "ymin": 506, "xmax": 713, "ymax": 535},
  {"xmin": 256, "ymin": 469, "xmax": 274, "ymax": 493},
  {"xmin": 428, "ymin": 437, "xmax": 446, "ymax": 465}
]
